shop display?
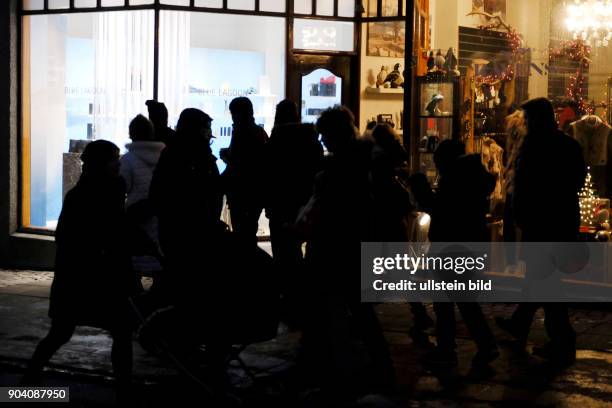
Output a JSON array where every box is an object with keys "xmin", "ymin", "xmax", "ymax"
[
  {"xmin": 570, "ymin": 115, "xmax": 612, "ymax": 197},
  {"xmin": 414, "ymin": 76, "xmax": 461, "ymax": 184},
  {"xmin": 383, "ymin": 63, "xmax": 404, "ymax": 88},
  {"xmin": 376, "ymin": 66, "xmax": 388, "ymax": 87},
  {"xmin": 425, "ymin": 94, "xmax": 444, "ymax": 116},
  {"xmin": 301, "ymin": 68, "xmax": 342, "ymax": 124}
]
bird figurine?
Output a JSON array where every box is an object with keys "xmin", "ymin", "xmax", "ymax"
[
  {"xmin": 434, "ymin": 50, "xmax": 446, "ymax": 71},
  {"xmin": 444, "ymin": 47, "xmax": 459, "ymax": 76},
  {"xmin": 376, "ymin": 66, "xmax": 388, "ymax": 88},
  {"xmin": 427, "ymin": 51, "xmax": 435, "ymax": 72},
  {"xmin": 384, "ymin": 63, "xmax": 404, "ymax": 88},
  {"xmin": 425, "ymin": 93, "xmax": 444, "ymax": 116}
]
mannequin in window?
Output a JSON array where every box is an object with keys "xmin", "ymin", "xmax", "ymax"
[{"xmin": 569, "ymin": 115, "xmax": 612, "ymax": 197}]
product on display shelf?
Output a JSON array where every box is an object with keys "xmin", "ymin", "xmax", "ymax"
[
  {"xmin": 383, "ymin": 63, "xmax": 404, "ymax": 88},
  {"xmin": 376, "ymin": 65, "xmax": 388, "ymax": 88},
  {"xmin": 425, "ymin": 94, "xmax": 444, "ymax": 116}
]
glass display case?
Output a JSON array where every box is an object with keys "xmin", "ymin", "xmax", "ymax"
[
  {"xmin": 301, "ymin": 68, "xmax": 342, "ymax": 124},
  {"xmin": 414, "ymin": 76, "xmax": 461, "ymax": 185}
]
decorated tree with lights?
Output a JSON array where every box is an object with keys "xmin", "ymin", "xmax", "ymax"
[{"xmin": 579, "ymin": 168, "xmax": 598, "ymax": 226}]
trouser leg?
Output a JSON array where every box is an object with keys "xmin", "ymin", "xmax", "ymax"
[
  {"xmin": 26, "ymin": 320, "xmax": 76, "ymax": 375},
  {"xmin": 456, "ymin": 302, "xmax": 497, "ymax": 351},
  {"xmin": 109, "ymin": 326, "xmax": 133, "ymax": 385},
  {"xmin": 433, "ymin": 302, "xmax": 456, "ymax": 351},
  {"xmin": 510, "ymin": 303, "xmax": 539, "ymax": 344},
  {"xmin": 543, "ymin": 303, "xmax": 575, "ymax": 352}
]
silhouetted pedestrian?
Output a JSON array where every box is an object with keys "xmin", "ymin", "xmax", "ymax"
[
  {"xmin": 149, "ymin": 108, "xmax": 224, "ymax": 297},
  {"xmin": 267, "ymin": 99, "xmax": 323, "ymax": 326},
  {"xmin": 146, "ymin": 100, "xmax": 176, "ymax": 146},
  {"xmin": 222, "ymin": 97, "xmax": 269, "ymax": 246},
  {"xmin": 496, "ymin": 98, "xmax": 586, "ymax": 366},
  {"xmin": 120, "ymin": 114, "xmax": 165, "ymax": 274},
  {"xmin": 23, "ymin": 140, "xmax": 138, "ymax": 396},
  {"xmin": 370, "ymin": 124, "xmax": 434, "ymax": 340},
  {"xmin": 421, "ymin": 140, "xmax": 499, "ymax": 367},
  {"xmin": 298, "ymin": 106, "xmax": 394, "ymax": 394}
]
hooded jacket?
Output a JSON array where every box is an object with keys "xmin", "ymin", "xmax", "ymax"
[{"xmin": 120, "ymin": 141, "xmax": 165, "ymax": 207}]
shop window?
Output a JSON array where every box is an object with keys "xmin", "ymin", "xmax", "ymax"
[
  {"xmin": 364, "ymin": 0, "xmax": 399, "ymax": 17},
  {"xmin": 259, "ymin": 0, "xmax": 285, "ymax": 13},
  {"xmin": 160, "ymin": 0, "xmax": 190, "ymax": 5},
  {"xmin": 23, "ymin": 0, "xmax": 44, "ymax": 10},
  {"xmin": 157, "ymin": 11, "xmax": 285, "ymax": 237},
  {"xmin": 74, "ymin": 0, "xmax": 97, "ymax": 8},
  {"xmin": 227, "ymin": 0, "xmax": 255, "ymax": 11},
  {"xmin": 48, "ymin": 0, "xmax": 70, "ymax": 9},
  {"xmin": 293, "ymin": 18, "xmax": 355, "ymax": 52},
  {"xmin": 130, "ymin": 0, "xmax": 154, "ymax": 5},
  {"xmin": 194, "ymin": 0, "xmax": 223, "ymax": 7},
  {"xmin": 294, "ymin": 0, "xmax": 312, "ymax": 15},
  {"xmin": 22, "ymin": 11, "xmax": 154, "ymax": 230},
  {"xmin": 338, "ymin": 0, "xmax": 355, "ymax": 17},
  {"xmin": 101, "ymin": 0, "xmax": 127, "ymax": 6},
  {"xmin": 316, "ymin": 0, "xmax": 334, "ymax": 16}
]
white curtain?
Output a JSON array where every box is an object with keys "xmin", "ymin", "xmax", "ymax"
[
  {"xmin": 158, "ymin": 11, "xmax": 191, "ymax": 127},
  {"xmin": 93, "ymin": 11, "xmax": 154, "ymax": 149}
]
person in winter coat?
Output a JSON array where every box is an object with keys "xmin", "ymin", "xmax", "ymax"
[
  {"xmin": 266, "ymin": 99, "xmax": 323, "ymax": 325},
  {"xmin": 221, "ymin": 97, "xmax": 269, "ymax": 246},
  {"xmin": 299, "ymin": 106, "xmax": 395, "ymax": 393},
  {"xmin": 496, "ymin": 98, "xmax": 586, "ymax": 366},
  {"xmin": 149, "ymin": 108, "xmax": 224, "ymax": 291},
  {"xmin": 23, "ymin": 140, "xmax": 139, "ymax": 394},
  {"xmin": 370, "ymin": 124, "xmax": 434, "ymax": 342},
  {"xmin": 415, "ymin": 140, "xmax": 499, "ymax": 368},
  {"xmin": 120, "ymin": 115, "xmax": 165, "ymax": 273}
]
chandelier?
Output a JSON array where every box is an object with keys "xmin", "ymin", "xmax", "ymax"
[{"xmin": 565, "ymin": 0, "xmax": 612, "ymax": 47}]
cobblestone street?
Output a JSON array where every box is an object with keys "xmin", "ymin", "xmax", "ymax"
[{"xmin": 0, "ymin": 269, "xmax": 611, "ymax": 407}]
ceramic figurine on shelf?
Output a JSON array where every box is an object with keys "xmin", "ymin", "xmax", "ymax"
[
  {"xmin": 384, "ymin": 63, "xmax": 404, "ymax": 88},
  {"xmin": 425, "ymin": 93, "xmax": 444, "ymax": 116},
  {"xmin": 427, "ymin": 51, "xmax": 435, "ymax": 72},
  {"xmin": 434, "ymin": 50, "xmax": 446, "ymax": 72},
  {"xmin": 376, "ymin": 65, "xmax": 388, "ymax": 88},
  {"xmin": 444, "ymin": 47, "xmax": 460, "ymax": 77}
]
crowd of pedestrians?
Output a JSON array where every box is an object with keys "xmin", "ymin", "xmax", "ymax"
[{"xmin": 21, "ymin": 96, "xmax": 587, "ymax": 403}]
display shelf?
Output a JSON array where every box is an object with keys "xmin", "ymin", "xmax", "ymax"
[{"xmin": 365, "ymin": 87, "xmax": 404, "ymax": 95}]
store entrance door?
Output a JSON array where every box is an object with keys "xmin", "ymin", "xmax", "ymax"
[{"xmin": 287, "ymin": 54, "xmax": 358, "ymax": 124}]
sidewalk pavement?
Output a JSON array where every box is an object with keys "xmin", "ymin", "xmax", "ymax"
[{"xmin": 1, "ymin": 267, "xmax": 612, "ymax": 407}]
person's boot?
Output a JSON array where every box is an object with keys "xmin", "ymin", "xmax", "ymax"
[
  {"xmin": 472, "ymin": 347, "xmax": 500, "ymax": 368},
  {"xmin": 423, "ymin": 347, "xmax": 458, "ymax": 367}
]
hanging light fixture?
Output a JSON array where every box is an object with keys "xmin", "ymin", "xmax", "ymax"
[{"xmin": 565, "ymin": 0, "xmax": 612, "ymax": 47}]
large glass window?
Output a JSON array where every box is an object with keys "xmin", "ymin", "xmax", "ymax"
[
  {"xmin": 293, "ymin": 18, "xmax": 355, "ymax": 52},
  {"xmin": 22, "ymin": 11, "xmax": 154, "ymax": 229}
]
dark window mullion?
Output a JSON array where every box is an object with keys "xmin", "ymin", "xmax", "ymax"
[
  {"xmin": 44, "ymin": 0, "xmax": 49, "ymax": 11},
  {"xmin": 333, "ymin": 0, "xmax": 337, "ymax": 16},
  {"xmin": 311, "ymin": 0, "xmax": 315, "ymax": 15},
  {"xmin": 223, "ymin": 0, "xmax": 228, "ymax": 10},
  {"xmin": 255, "ymin": 0, "xmax": 260, "ymax": 12}
]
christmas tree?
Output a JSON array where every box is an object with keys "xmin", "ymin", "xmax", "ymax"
[{"xmin": 579, "ymin": 168, "xmax": 597, "ymax": 226}]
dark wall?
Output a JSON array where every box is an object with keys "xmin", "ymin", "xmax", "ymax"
[{"xmin": 0, "ymin": 0, "xmax": 18, "ymax": 267}]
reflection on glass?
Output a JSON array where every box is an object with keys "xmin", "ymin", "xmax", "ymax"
[
  {"xmin": 301, "ymin": 68, "xmax": 342, "ymax": 124},
  {"xmin": 24, "ymin": 11, "xmax": 154, "ymax": 229}
]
